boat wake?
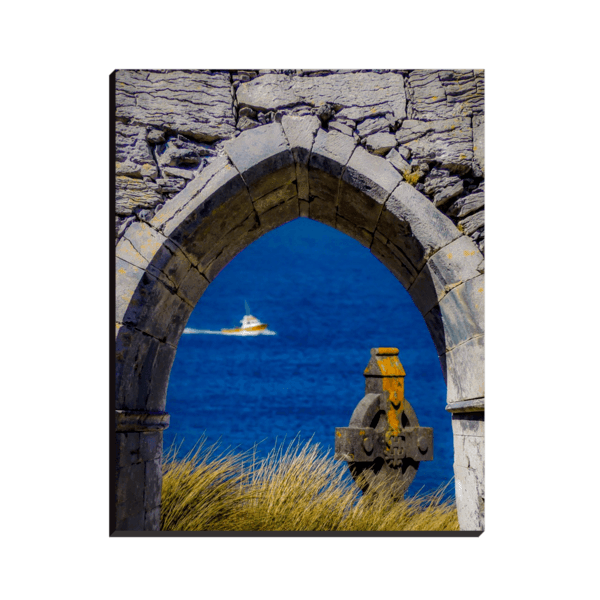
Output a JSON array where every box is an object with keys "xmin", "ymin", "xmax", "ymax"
[{"xmin": 183, "ymin": 328, "xmax": 277, "ymax": 336}]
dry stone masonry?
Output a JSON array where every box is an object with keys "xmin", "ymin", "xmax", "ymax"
[
  {"xmin": 113, "ymin": 69, "xmax": 485, "ymax": 533},
  {"xmin": 116, "ymin": 70, "xmax": 484, "ymax": 255}
]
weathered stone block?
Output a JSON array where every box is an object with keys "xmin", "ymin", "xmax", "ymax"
[
  {"xmin": 396, "ymin": 118, "xmax": 473, "ymax": 174},
  {"xmin": 447, "ymin": 190, "xmax": 484, "ymax": 219},
  {"xmin": 144, "ymin": 507, "xmax": 161, "ymax": 531},
  {"xmin": 116, "ymin": 176, "xmax": 163, "ymax": 217},
  {"xmin": 309, "ymin": 129, "xmax": 357, "ymax": 179},
  {"xmin": 176, "ymin": 265, "xmax": 209, "ymax": 307},
  {"xmin": 377, "ymin": 182, "xmax": 461, "ymax": 272},
  {"xmin": 116, "ymin": 70, "xmax": 236, "ymax": 142},
  {"xmin": 454, "ymin": 463, "xmax": 484, "ymax": 531},
  {"xmin": 342, "ymin": 145, "xmax": 403, "ymax": 205},
  {"xmin": 150, "ymin": 156, "xmax": 232, "ymax": 233},
  {"xmin": 115, "ymin": 322, "xmax": 177, "ymax": 411},
  {"xmin": 328, "ymin": 121, "xmax": 354, "ymax": 136},
  {"xmin": 356, "ymin": 117, "xmax": 390, "ymax": 138},
  {"xmin": 453, "ymin": 425, "xmax": 485, "ymax": 472},
  {"xmin": 115, "ymin": 122, "xmax": 158, "ymax": 179},
  {"xmin": 116, "ymin": 432, "xmax": 141, "ymax": 467},
  {"xmin": 259, "ymin": 196, "xmax": 299, "ymax": 234},
  {"xmin": 116, "ymin": 507, "xmax": 145, "ymax": 531},
  {"xmin": 281, "ymin": 115, "xmax": 321, "ymax": 166},
  {"xmin": 445, "ymin": 335, "xmax": 485, "ymax": 403},
  {"xmin": 145, "ymin": 342, "xmax": 177, "ymax": 412},
  {"xmin": 248, "ymin": 164, "xmax": 298, "ymax": 203},
  {"xmin": 437, "ymin": 274, "xmax": 484, "ymax": 351},
  {"xmin": 164, "ymin": 167, "xmax": 197, "ymax": 181},
  {"xmin": 308, "ymin": 195, "xmax": 336, "ymax": 227},
  {"xmin": 224, "ymin": 123, "xmax": 294, "ymax": 200},
  {"xmin": 452, "ymin": 412, "xmax": 485, "ymax": 437},
  {"xmin": 434, "ymin": 180, "xmax": 464, "ymax": 208},
  {"xmin": 365, "ymin": 132, "xmax": 397, "ymax": 156},
  {"xmin": 473, "ymin": 115, "xmax": 485, "ymax": 174},
  {"xmin": 237, "ymin": 72, "xmax": 406, "ymax": 122},
  {"xmin": 120, "ymin": 221, "xmax": 192, "ymax": 291},
  {"xmin": 335, "ymin": 214, "xmax": 372, "ymax": 248},
  {"xmin": 337, "ymin": 181, "xmax": 383, "ymax": 234},
  {"xmin": 308, "ymin": 169, "xmax": 340, "ymax": 205},
  {"xmin": 144, "ymin": 458, "xmax": 163, "ymax": 511},
  {"xmin": 203, "ymin": 211, "xmax": 262, "ymax": 282},
  {"xmin": 408, "ymin": 235, "xmax": 483, "ymax": 315},
  {"xmin": 459, "ymin": 210, "xmax": 484, "ymax": 237},
  {"xmin": 281, "ymin": 116, "xmax": 321, "ymax": 201},
  {"xmin": 116, "ymin": 462, "xmax": 145, "ymax": 515},
  {"xmin": 386, "ymin": 148, "xmax": 411, "ymax": 175},
  {"xmin": 299, "ymin": 199, "xmax": 310, "ymax": 218},
  {"xmin": 409, "ymin": 70, "xmax": 483, "ymax": 121},
  {"xmin": 370, "ymin": 232, "xmax": 418, "ymax": 290},
  {"xmin": 159, "ymin": 165, "xmax": 255, "ymax": 269},
  {"xmin": 116, "ymin": 257, "xmax": 193, "ymax": 344},
  {"xmin": 254, "ymin": 181, "xmax": 297, "ymax": 214},
  {"xmin": 422, "ymin": 305, "xmax": 447, "ymax": 357},
  {"xmin": 140, "ymin": 432, "xmax": 162, "ymax": 463}
]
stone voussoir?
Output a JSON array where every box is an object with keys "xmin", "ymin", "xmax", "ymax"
[
  {"xmin": 408, "ymin": 234, "xmax": 483, "ymax": 316},
  {"xmin": 436, "ymin": 274, "xmax": 485, "ymax": 352},
  {"xmin": 116, "ymin": 257, "xmax": 193, "ymax": 346},
  {"xmin": 119, "ymin": 221, "xmax": 193, "ymax": 294},
  {"xmin": 445, "ymin": 335, "xmax": 485, "ymax": 403},
  {"xmin": 281, "ymin": 115, "xmax": 321, "ymax": 201},
  {"xmin": 377, "ymin": 182, "xmax": 461, "ymax": 273}
]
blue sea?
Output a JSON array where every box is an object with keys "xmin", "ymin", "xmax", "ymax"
[{"xmin": 164, "ymin": 218, "xmax": 453, "ymax": 497}]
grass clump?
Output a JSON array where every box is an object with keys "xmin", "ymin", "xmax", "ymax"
[{"xmin": 160, "ymin": 437, "xmax": 459, "ymax": 532}]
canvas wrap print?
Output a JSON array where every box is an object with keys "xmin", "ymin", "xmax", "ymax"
[{"xmin": 113, "ymin": 69, "xmax": 485, "ymax": 535}]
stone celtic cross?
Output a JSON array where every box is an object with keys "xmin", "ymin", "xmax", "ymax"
[{"xmin": 334, "ymin": 348, "xmax": 433, "ymax": 498}]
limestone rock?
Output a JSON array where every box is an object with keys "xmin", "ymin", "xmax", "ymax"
[
  {"xmin": 237, "ymin": 72, "xmax": 406, "ymax": 123},
  {"xmin": 447, "ymin": 190, "xmax": 484, "ymax": 219},
  {"xmin": 473, "ymin": 115, "xmax": 485, "ymax": 174},
  {"xmin": 162, "ymin": 166, "xmax": 197, "ymax": 180},
  {"xmin": 365, "ymin": 132, "xmax": 397, "ymax": 156},
  {"xmin": 309, "ymin": 128, "xmax": 358, "ymax": 179},
  {"xmin": 328, "ymin": 121, "xmax": 354, "ymax": 136},
  {"xmin": 386, "ymin": 148, "xmax": 410, "ymax": 175},
  {"xmin": 115, "ymin": 122, "xmax": 158, "ymax": 179},
  {"xmin": 424, "ymin": 168, "xmax": 462, "ymax": 196},
  {"xmin": 459, "ymin": 210, "xmax": 484, "ymax": 236},
  {"xmin": 434, "ymin": 180, "xmax": 464, "ymax": 208},
  {"xmin": 396, "ymin": 118, "xmax": 473, "ymax": 174},
  {"xmin": 156, "ymin": 178, "xmax": 187, "ymax": 194},
  {"xmin": 408, "ymin": 70, "xmax": 483, "ymax": 120},
  {"xmin": 116, "ymin": 70, "xmax": 236, "ymax": 142},
  {"xmin": 237, "ymin": 115, "xmax": 260, "ymax": 131},
  {"xmin": 116, "ymin": 176, "xmax": 163, "ymax": 216},
  {"xmin": 146, "ymin": 129, "xmax": 166, "ymax": 144},
  {"xmin": 281, "ymin": 115, "xmax": 321, "ymax": 201},
  {"xmin": 356, "ymin": 117, "xmax": 390, "ymax": 138},
  {"xmin": 155, "ymin": 137, "xmax": 210, "ymax": 169}
]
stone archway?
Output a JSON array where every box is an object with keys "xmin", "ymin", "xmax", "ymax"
[{"xmin": 114, "ymin": 118, "xmax": 484, "ymax": 532}]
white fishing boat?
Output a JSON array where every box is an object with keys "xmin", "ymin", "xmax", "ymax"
[{"xmin": 221, "ymin": 302, "xmax": 269, "ymax": 334}]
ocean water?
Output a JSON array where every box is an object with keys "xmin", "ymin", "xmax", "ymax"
[{"xmin": 164, "ymin": 218, "xmax": 453, "ymax": 497}]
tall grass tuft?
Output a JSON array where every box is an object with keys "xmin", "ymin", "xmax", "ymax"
[{"xmin": 161, "ymin": 437, "xmax": 459, "ymax": 532}]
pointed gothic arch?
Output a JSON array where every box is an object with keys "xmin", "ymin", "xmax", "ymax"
[{"xmin": 114, "ymin": 119, "xmax": 484, "ymax": 531}]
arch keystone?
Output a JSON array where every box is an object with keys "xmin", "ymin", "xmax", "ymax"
[{"xmin": 281, "ymin": 115, "xmax": 320, "ymax": 201}]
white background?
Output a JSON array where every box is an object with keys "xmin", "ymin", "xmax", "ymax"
[{"xmin": 2, "ymin": 1, "xmax": 598, "ymax": 597}]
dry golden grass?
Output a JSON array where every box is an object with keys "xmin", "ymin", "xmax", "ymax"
[{"xmin": 161, "ymin": 437, "xmax": 459, "ymax": 532}]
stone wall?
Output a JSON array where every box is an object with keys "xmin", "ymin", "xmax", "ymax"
[
  {"xmin": 113, "ymin": 69, "xmax": 485, "ymax": 531},
  {"xmin": 115, "ymin": 69, "xmax": 484, "ymax": 255}
]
